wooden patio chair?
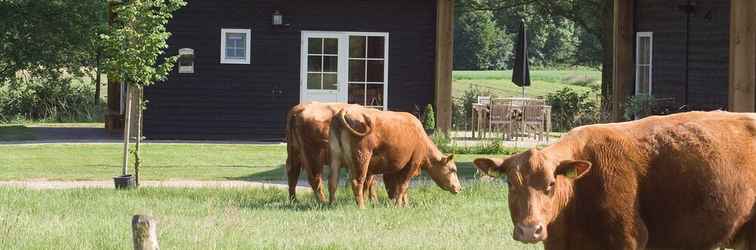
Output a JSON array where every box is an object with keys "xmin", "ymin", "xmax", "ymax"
[
  {"xmin": 489, "ymin": 99, "xmax": 515, "ymax": 140},
  {"xmin": 522, "ymin": 99, "xmax": 547, "ymax": 141}
]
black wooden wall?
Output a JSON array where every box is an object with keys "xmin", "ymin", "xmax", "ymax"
[
  {"xmin": 144, "ymin": 0, "xmax": 438, "ymax": 140},
  {"xmin": 635, "ymin": 0, "xmax": 730, "ymax": 110}
]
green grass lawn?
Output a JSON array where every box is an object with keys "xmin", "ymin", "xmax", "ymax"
[
  {"xmin": 453, "ymin": 69, "xmax": 599, "ymax": 99},
  {"xmin": 0, "ymin": 143, "xmax": 501, "ymax": 181},
  {"xmin": 0, "ymin": 144, "xmax": 288, "ymax": 181},
  {"xmin": 0, "ymin": 182, "xmax": 538, "ymax": 250}
]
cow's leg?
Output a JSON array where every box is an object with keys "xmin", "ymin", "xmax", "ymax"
[
  {"xmin": 742, "ymin": 219, "xmax": 755, "ymax": 250},
  {"xmin": 397, "ymin": 181, "xmax": 410, "ymax": 207},
  {"xmin": 596, "ymin": 198, "xmax": 648, "ymax": 249},
  {"xmin": 363, "ymin": 175, "xmax": 378, "ymax": 203},
  {"xmin": 308, "ymin": 155, "xmax": 326, "ymax": 203},
  {"xmin": 306, "ymin": 151, "xmax": 327, "ymax": 203},
  {"xmin": 350, "ymin": 152, "xmax": 372, "ymax": 209},
  {"xmin": 383, "ymin": 173, "xmax": 400, "ymax": 202},
  {"xmin": 327, "ymin": 155, "xmax": 340, "ymax": 205},
  {"xmin": 285, "ymin": 154, "xmax": 301, "ymax": 202}
]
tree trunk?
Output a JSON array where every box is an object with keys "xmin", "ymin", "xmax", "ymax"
[
  {"xmin": 599, "ymin": 0, "xmax": 614, "ymax": 122},
  {"xmin": 122, "ymin": 84, "xmax": 131, "ymax": 176},
  {"xmin": 95, "ymin": 53, "xmax": 101, "ymax": 105},
  {"xmin": 134, "ymin": 88, "xmax": 143, "ymax": 187}
]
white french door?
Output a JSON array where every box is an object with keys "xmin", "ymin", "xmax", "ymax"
[{"xmin": 300, "ymin": 31, "xmax": 388, "ymax": 110}]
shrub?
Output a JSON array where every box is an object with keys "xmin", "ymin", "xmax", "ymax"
[
  {"xmin": 431, "ymin": 133, "xmax": 524, "ymax": 155},
  {"xmin": 452, "ymin": 86, "xmax": 496, "ymax": 130},
  {"xmin": 624, "ymin": 94, "xmax": 656, "ymax": 120},
  {"xmin": 546, "ymin": 87, "xmax": 600, "ymax": 132},
  {"xmin": 422, "ymin": 104, "xmax": 436, "ymax": 131},
  {"xmin": 0, "ymin": 76, "xmax": 103, "ymax": 123}
]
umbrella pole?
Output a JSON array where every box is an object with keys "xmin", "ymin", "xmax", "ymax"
[{"xmin": 521, "ymin": 86, "xmax": 526, "ymax": 141}]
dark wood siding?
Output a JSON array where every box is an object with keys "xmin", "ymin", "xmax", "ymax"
[
  {"xmin": 144, "ymin": 0, "xmax": 438, "ymax": 140},
  {"xmin": 635, "ymin": 0, "xmax": 729, "ymax": 110}
]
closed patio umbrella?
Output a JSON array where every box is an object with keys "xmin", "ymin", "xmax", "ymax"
[{"xmin": 512, "ymin": 19, "xmax": 530, "ymax": 97}]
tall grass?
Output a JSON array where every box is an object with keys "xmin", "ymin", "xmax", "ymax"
[
  {"xmin": 0, "ymin": 182, "xmax": 538, "ymax": 250},
  {"xmin": 0, "ymin": 75, "xmax": 104, "ymax": 124}
]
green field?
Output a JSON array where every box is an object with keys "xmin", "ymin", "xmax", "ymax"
[
  {"xmin": 0, "ymin": 183, "xmax": 537, "ymax": 250},
  {"xmin": 0, "ymin": 143, "xmax": 536, "ymax": 249},
  {"xmin": 0, "ymin": 144, "xmax": 288, "ymax": 181},
  {"xmin": 0, "ymin": 143, "xmax": 496, "ymax": 181},
  {"xmin": 453, "ymin": 69, "xmax": 600, "ymax": 99}
]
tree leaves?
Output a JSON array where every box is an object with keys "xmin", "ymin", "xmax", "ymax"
[
  {"xmin": 99, "ymin": 0, "xmax": 186, "ymax": 88},
  {"xmin": 0, "ymin": 0, "xmax": 107, "ymax": 83}
]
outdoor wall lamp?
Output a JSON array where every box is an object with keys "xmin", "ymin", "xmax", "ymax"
[{"xmin": 272, "ymin": 10, "xmax": 289, "ymax": 27}]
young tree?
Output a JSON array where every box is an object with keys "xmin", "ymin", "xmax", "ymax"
[{"xmin": 100, "ymin": 0, "xmax": 186, "ymax": 186}]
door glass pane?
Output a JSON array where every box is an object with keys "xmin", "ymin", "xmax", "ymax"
[
  {"xmin": 639, "ymin": 37, "xmax": 650, "ymax": 64},
  {"xmin": 638, "ymin": 66, "xmax": 650, "ymax": 94},
  {"xmin": 307, "ymin": 73, "xmax": 322, "ymax": 89},
  {"xmin": 367, "ymin": 36, "xmax": 385, "ymax": 59},
  {"xmin": 366, "ymin": 84, "xmax": 384, "ymax": 107},
  {"xmin": 349, "ymin": 36, "xmax": 366, "ymax": 58},
  {"xmin": 323, "ymin": 73, "xmax": 338, "ymax": 90},
  {"xmin": 324, "ymin": 38, "xmax": 338, "ymax": 54},
  {"xmin": 348, "ymin": 83, "xmax": 366, "ymax": 104},
  {"xmin": 323, "ymin": 56, "xmax": 338, "ymax": 72},
  {"xmin": 349, "ymin": 60, "xmax": 366, "ymax": 82},
  {"xmin": 308, "ymin": 38, "xmax": 322, "ymax": 54},
  {"xmin": 366, "ymin": 60, "xmax": 384, "ymax": 82},
  {"xmin": 308, "ymin": 56, "xmax": 322, "ymax": 72}
]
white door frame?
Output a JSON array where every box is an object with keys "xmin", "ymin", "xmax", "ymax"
[
  {"xmin": 300, "ymin": 31, "xmax": 389, "ymax": 110},
  {"xmin": 635, "ymin": 32, "xmax": 653, "ymax": 95}
]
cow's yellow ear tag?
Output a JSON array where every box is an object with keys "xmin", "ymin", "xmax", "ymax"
[
  {"xmin": 565, "ymin": 167, "xmax": 578, "ymax": 178},
  {"xmin": 488, "ymin": 170, "xmax": 502, "ymax": 178}
]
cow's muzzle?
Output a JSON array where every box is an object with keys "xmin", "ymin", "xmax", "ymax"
[{"xmin": 513, "ymin": 223, "xmax": 546, "ymax": 243}]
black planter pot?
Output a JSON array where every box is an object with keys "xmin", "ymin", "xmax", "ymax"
[{"xmin": 113, "ymin": 175, "xmax": 136, "ymax": 189}]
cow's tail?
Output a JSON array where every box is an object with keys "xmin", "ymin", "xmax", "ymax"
[
  {"xmin": 286, "ymin": 111, "xmax": 299, "ymax": 148},
  {"xmin": 338, "ymin": 109, "xmax": 373, "ymax": 137}
]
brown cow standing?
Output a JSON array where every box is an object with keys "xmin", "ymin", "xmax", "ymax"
[
  {"xmin": 329, "ymin": 106, "xmax": 462, "ymax": 208},
  {"xmin": 474, "ymin": 111, "xmax": 756, "ymax": 250},
  {"xmin": 285, "ymin": 103, "xmax": 377, "ymax": 202}
]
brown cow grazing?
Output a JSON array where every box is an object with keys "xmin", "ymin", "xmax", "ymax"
[
  {"xmin": 329, "ymin": 106, "xmax": 462, "ymax": 208},
  {"xmin": 474, "ymin": 111, "xmax": 756, "ymax": 250},
  {"xmin": 285, "ymin": 102, "xmax": 376, "ymax": 202}
]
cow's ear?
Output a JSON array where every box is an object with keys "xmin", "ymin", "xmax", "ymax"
[
  {"xmin": 555, "ymin": 160, "xmax": 591, "ymax": 180},
  {"xmin": 446, "ymin": 154, "xmax": 455, "ymax": 162},
  {"xmin": 473, "ymin": 158, "xmax": 506, "ymax": 178},
  {"xmin": 439, "ymin": 154, "xmax": 455, "ymax": 165}
]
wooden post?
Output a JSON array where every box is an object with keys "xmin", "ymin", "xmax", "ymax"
[
  {"xmin": 729, "ymin": 0, "xmax": 756, "ymax": 112},
  {"xmin": 612, "ymin": 0, "xmax": 635, "ymax": 121},
  {"xmin": 132, "ymin": 215, "xmax": 159, "ymax": 250},
  {"xmin": 435, "ymin": 0, "xmax": 453, "ymax": 133}
]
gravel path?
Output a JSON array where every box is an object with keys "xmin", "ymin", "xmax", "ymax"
[{"xmin": 0, "ymin": 180, "xmax": 311, "ymax": 191}]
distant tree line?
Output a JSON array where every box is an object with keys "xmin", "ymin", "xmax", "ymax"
[
  {"xmin": 454, "ymin": 0, "xmax": 602, "ymax": 70},
  {"xmin": 455, "ymin": 0, "xmax": 614, "ymax": 112}
]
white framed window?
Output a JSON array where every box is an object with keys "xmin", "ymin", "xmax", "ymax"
[
  {"xmin": 347, "ymin": 34, "xmax": 388, "ymax": 110},
  {"xmin": 635, "ymin": 32, "xmax": 653, "ymax": 95},
  {"xmin": 299, "ymin": 31, "xmax": 389, "ymax": 110},
  {"xmin": 220, "ymin": 28, "xmax": 251, "ymax": 64}
]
